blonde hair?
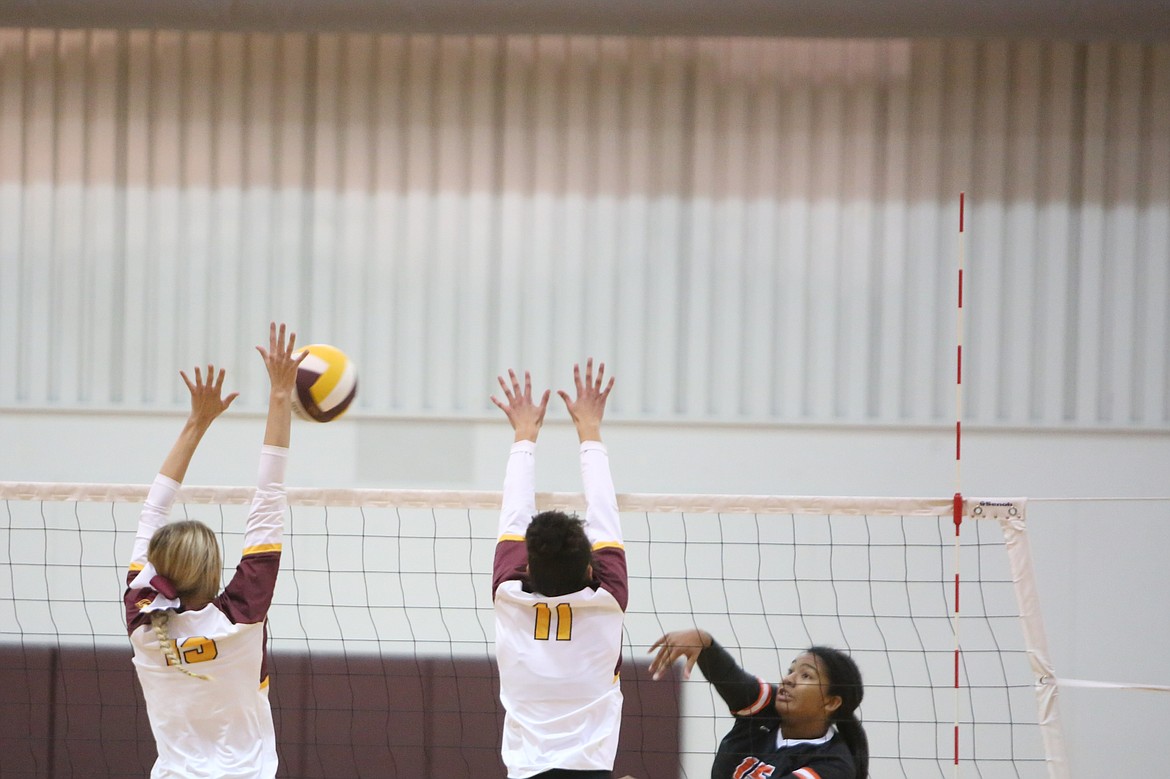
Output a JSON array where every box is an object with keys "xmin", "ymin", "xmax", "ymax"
[{"xmin": 146, "ymin": 520, "xmax": 221, "ymax": 680}]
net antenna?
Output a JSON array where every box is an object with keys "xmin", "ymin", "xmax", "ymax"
[
  {"xmin": 952, "ymin": 191, "xmax": 965, "ymax": 774},
  {"xmin": 951, "ymin": 194, "xmax": 1072, "ymax": 778}
]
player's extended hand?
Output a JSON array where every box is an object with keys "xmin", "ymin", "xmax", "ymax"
[
  {"xmin": 256, "ymin": 321, "xmax": 306, "ymax": 398},
  {"xmin": 491, "ymin": 369, "xmax": 550, "ymax": 443},
  {"xmin": 558, "ymin": 358, "xmax": 613, "ymax": 443},
  {"xmin": 179, "ymin": 364, "xmax": 239, "ymax": 429},
  {"xmin": 648, "ymin": 628, "xmax": 713, "ymax": 681}
]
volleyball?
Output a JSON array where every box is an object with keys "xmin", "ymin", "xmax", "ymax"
[{"xmin": 291, "ymin": 344, "xmax": 358, "ymax": 422}]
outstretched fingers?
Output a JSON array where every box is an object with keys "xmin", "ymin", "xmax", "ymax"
[
  {"xmin": 491, "ymin": 369, "xmax": 548, "ymax": 440},
  {"xmin": 594, "ymin": 360, "xmax": 615, "ymax": 398},
  {"xmin": 560, "ymin": 358, "xmax": 613, "ymax": 440},
  {"xmin": 579, "ymin": 358, "xmax": 613, "ymax": 396},
  {"xmin": 258, "ymin": 321, "xmax": 281, "ymax": 360},
  {"xmin": 503, "ymin": 369, "xmax": 521, "ymax": 399},
  {"xmin": 258, "ymin": 322, "xmax": 300, "ymax": 360},
  {"xmin": 648, "ymin": 643, "xmax": 688, "ymax": 681},
  {"xmin": 647, "ymin": 631, "xmax": 704, "ymax": 681},
  {"xmin": 181, "ymin": 362, "xmax": 238, "ymax": 422},
  {"xmin": 257, "ymin": 321, "xmax": 304, "ymax": 393},
  {"xmin": 569, "ymin": 359, "xmax": 614, "ymax": 401},
  {"xmin": 490, "ymin": 370, "xmax": 518, "ymax": 408}
]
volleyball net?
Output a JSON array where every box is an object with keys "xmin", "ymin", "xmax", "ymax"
[{"xmin": 1, "ymin": 483, "xmax": 1063, "ymax": 777}]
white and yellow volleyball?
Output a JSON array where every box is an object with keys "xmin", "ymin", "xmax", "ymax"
[{"xmin": 291, "ymin": 344, "xmax": 358, "ymax": 422}]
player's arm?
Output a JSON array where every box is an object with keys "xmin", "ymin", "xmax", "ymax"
[
  {"xmin": 559, "ymin": 360, "xmax": 626, "ymax": 601},
  {"xmin": 219, "ymin": 323, "xmax": 302, "ymax": 624},
  {"xmin": 128, "ymin": 364, "xmax": 237, "ymax": 575},
  {"xmin": 125, "ymin": 364, "xmax": 238, "ymax": 627},
  {"xmin": 649, "ymin": 629, "xmax": 774, "ymax": 716},
  {"xmin": 490, "ymin": 369, "xmax": 549, "ymax": 592}
]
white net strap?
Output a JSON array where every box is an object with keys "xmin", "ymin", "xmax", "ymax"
[
  {"xmin": 1055, "ymin": 679, "xmax": 1170, "ymax": 693},
  {"xmin": 0, "ymin": 482, "xmax": 954, "ymax": 515}
]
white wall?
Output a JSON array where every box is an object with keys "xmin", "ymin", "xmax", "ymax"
[
  {"xmin": 2, "ymin": 34, "xmax": 1169, "ymax": 431},
  {"xmin": 5, "ymin": 408, "xmax": 1170, "ymax": 498},
  {"xmin": 2, "ymin": 30, "xmax": 1169, "ymax": 778}
]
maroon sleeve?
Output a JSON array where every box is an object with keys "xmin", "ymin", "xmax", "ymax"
[
  {"xmin": 215, "ymin": 551, "xmax": 281, "ymax": 625},
  {"xmin": 124, "ymin": 572, "xmax": 155, "ymax": 635},
  {"xmin": 592, "ymin": 546, "xmax": 628, "ymax": 611},
  {"xmin": 492, "ymin": 540, "xmax": 528, "ymax": 597}
]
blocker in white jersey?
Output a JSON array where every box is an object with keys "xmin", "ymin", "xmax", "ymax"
[
  {"xmin": 123, "ymin": 323, "xmax": 303, "ymax": 779},
  {"xmin": 490, "ymin": 361, "xmax": 628, "ymax": 779}
]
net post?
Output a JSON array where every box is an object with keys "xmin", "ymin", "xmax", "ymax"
[{"xmin": 981, "ymin": 500, "xmax": 1071, "ymax": 779}]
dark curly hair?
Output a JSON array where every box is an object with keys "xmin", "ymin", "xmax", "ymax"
[{"xmin": 525, "ymin": 510, "xmax": 592, "ymax": 597}]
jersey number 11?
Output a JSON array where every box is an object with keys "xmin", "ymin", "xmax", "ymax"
[{"xmin": 533, "ymin": 602, "xmax": 573, "ymax": 640}]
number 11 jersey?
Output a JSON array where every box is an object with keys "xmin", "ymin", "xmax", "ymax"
[{"xmin": 492, "ymin": 440, "xmax": 629, "ymax": 779}]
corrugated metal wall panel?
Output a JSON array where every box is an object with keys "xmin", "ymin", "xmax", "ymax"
[{"xmin": 0, "ymin": 32, "xmax": 1167, "ymax": 428}]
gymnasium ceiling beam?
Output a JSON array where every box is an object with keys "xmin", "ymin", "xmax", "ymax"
[{"xmin": 1, "ymin": 0, "xmax": 1169, "ymax": 40}]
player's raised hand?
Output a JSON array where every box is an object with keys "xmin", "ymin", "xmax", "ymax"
[
  {"xmin": 558, "ymin": 358, "xmax": 613, "ymax": 443},
  {"xmin": 648, "ymin": 628, "xmax": 712, "ymax": 681},
  {"xmin": 256, "ymin": 322, "xmax": 306, "ymax": 398},
  {"xmin": 491, "ymin": 369, "xmax": 550, "ymax": 443},
  {"xmin": 180, "ymin": 364, "xmax": 239, "ymax": 429}
]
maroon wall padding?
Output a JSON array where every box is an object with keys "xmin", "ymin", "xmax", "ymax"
[{"xmin": 0, "ymin": 645, "xmax": 681, "ymax": 778}]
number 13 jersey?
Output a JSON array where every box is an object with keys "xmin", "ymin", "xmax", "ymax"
[{"xmin": 124, "ymin": 446, "xmax": 287, "ymax": 779}]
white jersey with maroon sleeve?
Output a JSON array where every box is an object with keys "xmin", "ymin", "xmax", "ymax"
[
  {"xmin": 124, "ymin": 445, "xmax": 287, "ymax": 779},
  {"xmin": 492, "ymin": 440, "xmax": 629, "ymax": 778}
]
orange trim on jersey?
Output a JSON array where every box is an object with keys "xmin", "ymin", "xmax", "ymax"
[
  {"xmin": 793, "ymin": 768, "xmax": 822, "ymax": 779},
  {"xmin": 498, "ymin": 534, "xmax": 525, "ymax": 543},
  {"xmin": 128, "ymin": 562, "xmax": 145, "ymax": 572},
  {"xmin": 259, "ymin": 676, "xmax": 269, "ymax": 690},
  {"xmin": 734, "ymin": 677, "xmax": 771, "ymax": 716},
  {"xmin": 591, "ymin": 540, "xmax": 625, "ymax": 551},
  {"xmin": 242, "ymin": 543, "xmax": 282, "ymax": 556}
]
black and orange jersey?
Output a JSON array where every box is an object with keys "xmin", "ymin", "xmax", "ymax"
[{"xmin": 699, "ymin": 640, "xmax": 856, "ymax": 779}]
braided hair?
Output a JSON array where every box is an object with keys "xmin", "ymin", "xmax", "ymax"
[
  {"xmin": 150, "ymin": 610, "xmax": 211, "ymax": 681},
  {"xmin": 146, "ymin": 520, "xmax": 221, "ymax": 680}
]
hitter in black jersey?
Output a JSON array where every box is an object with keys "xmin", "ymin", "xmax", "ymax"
[{"xmin": 650, "ymin": 628, "xmax": 868, "ymax": 779}]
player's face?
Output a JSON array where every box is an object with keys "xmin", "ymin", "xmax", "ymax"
[{"xmin": 774, "ymin": 652, "xmax": 840, "ymax": 732}]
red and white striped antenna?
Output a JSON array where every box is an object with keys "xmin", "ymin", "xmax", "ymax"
[{"xmin": 952, "ymin": 192, "xmax": 966, "ymax": 774}]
